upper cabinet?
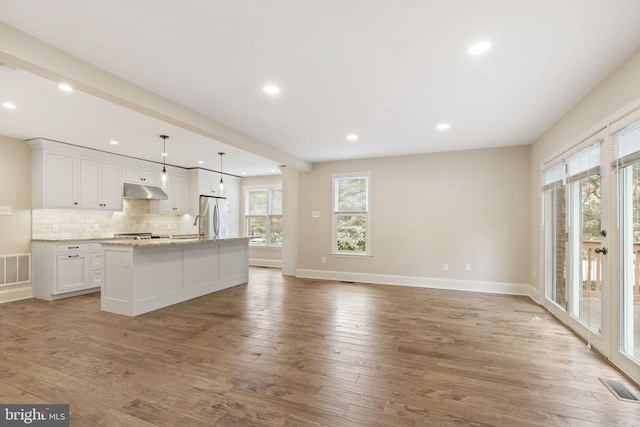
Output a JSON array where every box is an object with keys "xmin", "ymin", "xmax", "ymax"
[
  {"xmin": 197, "ymin": 169, "xmax": 224, "ymax": 197},
  {"xmin": 80, "ymin": 160, "xmax": 123, "ymax": 211},
  {"xmin": 124, "ymin": 167, "xmax": 160, "ymax": 185},
  {"xmin": 31, "ymin": 139, "xmax": 122, "ymax": 211},
  {"xmin": 150, "ymin": 172, "xmax": 189, "ymax": 214},
  {"xmin": 29, "ymin": 140, "xmax": 243, "ymax": 223},
  {"xmin": 44, "ymin": 152, "xmax": 80, "ymax": 209}
]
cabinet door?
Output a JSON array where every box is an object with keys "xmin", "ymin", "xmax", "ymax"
[
  {"xmin": 225, "ymin": 178, "xmax": 240, "ymax": 237},
  {"xmin": 171, "ymin": 175, "xmax": 189, "ymax": 213},
  {"xmin": 199, "ymin": 176, "xmax": 218, "ymax": 196},
  {"xmin": 157, "ymin": 179, "xmax": 173, "ymax": 213},
  {"xmin": 46, "ymin": 153, "xmax": 79, "ymax": 208},
  {"xmin": 156, "ymin": 174, "xmax": 189, "ymax": 214},
  {"xmin": 56, "ymin": 253, "xmax": 90, "ymax": 293},
  {"xmin": 101, "ymin": 163, "xmax": 123, "ymax": 210},
  {"xmin": 125, "ymin": 167, "xmax": 160, "ymax": 185},
  {"xmin": 80, "ymin": 160, "xmax": 102, "ymax": 210}
]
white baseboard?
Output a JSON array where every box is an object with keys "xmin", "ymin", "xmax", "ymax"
[
  {"xmin": 295, "ymin": 269, "xmax": 533, "ymax": 296},
  {"xmin": 250, "ymin": 258, "xmax": 282, "ymax": 268},
  {"xmin": 0, "ymin": 284, "xmax": 33, "ymax": 304}
]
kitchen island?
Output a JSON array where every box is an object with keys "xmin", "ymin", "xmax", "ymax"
[{"xmin": 100, "ymin": 237, "xmax": 249, "ymax": 316}]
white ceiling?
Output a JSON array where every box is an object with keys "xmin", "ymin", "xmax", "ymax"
[{"xmin": 1, "ymin": 1, "xmax": 640, "ymax": 176}]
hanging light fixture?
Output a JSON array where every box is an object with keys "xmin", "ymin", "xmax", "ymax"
[
  {"xmin": 160, "ymin": 135, "xmax": 169, "ymax": 188},
  {"xmin": 218, "ymin": 152, "xmax": 225, "ymax": 194}
]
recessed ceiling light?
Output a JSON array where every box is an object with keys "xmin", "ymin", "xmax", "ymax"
[
  {"xmin": 109, "ymin": 140, "xmax": 119, "ymax": 145},
  {"xmin": 263, "ymin": 85, "xmax": 281, "ymax": 95},
  {"xmin": 241, "ymin": 171, "xmax": 247, "ymax": 175},
  {"xmin": 58, "ymin": 83, "xmax": 73, "ymax": 92},
  {"xmin": 468, "ymin": 41, "xmax": 491, "ymax": 55},
  {"xmin": 436, "ymin": 123, "xmax": 451, "ymax": 131},
  {"xmin": 198, "ymin": 161, "xmax": 204, "ymax": 164},
  {"xmin": 346, "ymin": 134, "xmax": 358, "ymax": 141},
  {"xmin": 2, "ymin": 102, "xmax": 16, "ymax": 110},
  {"xmin": 270, "ymin": 169, "xmax": 277, "ymax": 173}
]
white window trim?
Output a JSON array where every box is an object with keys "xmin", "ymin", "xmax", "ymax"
[
  {"xmin": 245, "ymin": 185, "xmax": 282, "ymax": 247},
  {"xmin": 331, "ymin": 171, "xmax": 372, "ymax": 257}
]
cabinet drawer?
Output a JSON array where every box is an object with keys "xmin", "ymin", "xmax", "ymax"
[
  {"xmin": 91, "ymin": 251, "xmax": 103, "ymax": 270},
  {"xmin": 91, "ymin": 270, "xmax": 103, "ymax": 288},
  {"xmin": 56, "ymin": 243, "xmax": 89, "ymax": 253}
]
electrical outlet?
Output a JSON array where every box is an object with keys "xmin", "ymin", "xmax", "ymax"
[
  {"xmin": 53, "ymin": 224, "xmax": 60, "ymax": 232},
  {"xmin": 321, "ymin": 257, "xmax": 327, "ymax": 264},
  {"xmin": 465, "ymin": 263, "xmax": 471, "ymax": 271},
  {"xmin": 0, "ymin": 205, "xmax": 11, "ymax": 215},
  {"xmin": 94, "ymin": 224, "xmax": 100, "ymax": 231},
  {"xmin": 443, "ymin": 263, "xmax": 449, "ymax": 272}
]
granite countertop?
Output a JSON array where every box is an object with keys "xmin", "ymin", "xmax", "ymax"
[
  {"xmin": 100, "ymin": 236, "xmax": 250, "ymax": 247},
  {"xmin": 31, "ymin": 237, "xmax": 120, "ymax": 242}
]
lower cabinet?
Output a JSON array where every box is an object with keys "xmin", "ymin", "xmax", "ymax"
[{"xmin": 32, "ymin": 241, "xmax": 103, "ymax": 300}]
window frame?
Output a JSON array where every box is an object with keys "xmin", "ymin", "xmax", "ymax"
[
  {"xmin": 244, "ymin": 186, "xmax": 282, "ymax": 247},
  {"xmin": 331, "ymin": 172, "xmax": 371, "ymax": 257}
]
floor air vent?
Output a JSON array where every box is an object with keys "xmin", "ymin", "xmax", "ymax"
[{"xmin": 599, "ymin": 378, "xmax": 640, "ymax": 403}]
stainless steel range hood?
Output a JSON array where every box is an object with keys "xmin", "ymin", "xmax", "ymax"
[{"xmin": 123, "ymin": 183, "xmax": 168, "ymax": 200}]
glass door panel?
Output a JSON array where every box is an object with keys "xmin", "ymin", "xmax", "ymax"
[
  {"xmin": 568, "ymin": 175, "xmax": 603, "ymax": 333},
  {"xmin": 619, "ymin": 163, "xmax": 640, "ymax": 361},
  {"xmin": 545, "ymin": 186, "xmax": 567, "ymax": 308}
]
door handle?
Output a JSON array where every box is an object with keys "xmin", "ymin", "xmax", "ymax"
[{"xmin": 595, "ymin": 247, "xmax": 608, "ymax": 255}]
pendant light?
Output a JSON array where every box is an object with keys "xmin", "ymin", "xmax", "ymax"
[
  {"xmin": 160, "ymin": 135, "xmax": 169, "ymax": 188},
  {"xmin": 218, "ymin": 152, "xmax": 225, "ymax": 194}
]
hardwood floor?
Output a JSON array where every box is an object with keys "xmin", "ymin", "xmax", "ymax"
[{"xmin": 1, "ymin": 267, "xmax": 639, "ymax": 426}]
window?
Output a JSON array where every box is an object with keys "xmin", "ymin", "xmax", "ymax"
[
  {"xmin": 332, "ymin": 173, "xmax": 370, "ymax": 255},
  {"xmin": 245, "ymin": 187, "xmax": 282, "ymax": 246}
]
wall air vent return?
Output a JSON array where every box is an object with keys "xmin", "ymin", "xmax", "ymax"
[{"xmin": 0, "ymin": 253, "xmax": 31, "ymax": 286}]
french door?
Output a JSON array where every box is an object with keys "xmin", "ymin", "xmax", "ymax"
[
  {"xmin": 544, "ymin": 135, "xmax": 609, "ymax": 355},
  {"xmin": 544, "ymin": 113, "xmax": 640, "ymax": 385}
]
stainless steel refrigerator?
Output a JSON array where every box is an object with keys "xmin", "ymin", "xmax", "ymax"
[{"xmin": 195, "ymin": 195, "xmax": 228, "ymax": 239}]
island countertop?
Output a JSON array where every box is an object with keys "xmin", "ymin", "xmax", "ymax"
[{"xmin": 100, "ymin": 236, "xmax": 250, "ymax": 247}]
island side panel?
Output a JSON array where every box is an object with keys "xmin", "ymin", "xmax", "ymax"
[
  {"xmin": 183, "ymin": 241, "xmax": 220, "ymax": 291},
  {"xmin": 219, "ymin": 239, "xmax": 249, "ymax": 287},
  {"xmin": 132, "ymin": 245, "xmax": 183, "ymax": 315},
  {"xmin": 102, "ymin": 246, "xmax": 134, "ymax": 316}
]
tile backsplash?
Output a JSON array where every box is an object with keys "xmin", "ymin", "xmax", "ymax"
[{"xmin": 32, "ymin": 199, "xmax": 194, "ymax": 239}]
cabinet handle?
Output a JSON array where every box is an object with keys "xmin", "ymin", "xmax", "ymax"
[
  {"xmin": 68, "ymin": 255, "xmax": 80, "ymax": 258},
  {"xmin": 74, "ymin": 202, "xmax": 78, "ymax": 205},
  {"xmin": 68, "ymin": 246, "xmax": 79, "ymax": 249}
]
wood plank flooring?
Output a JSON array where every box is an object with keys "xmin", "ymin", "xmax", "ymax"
[{"xmin": 1, "ymin": 267, "xmax": 639, "ymax": 426}]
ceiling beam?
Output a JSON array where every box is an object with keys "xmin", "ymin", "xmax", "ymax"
[{"xmin": 0, "ymin": 22, "xmax": 311, "ymax": 172}]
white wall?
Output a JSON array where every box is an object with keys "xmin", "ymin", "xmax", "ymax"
[
  {"xmin": 0, "ymin": 136, "xmax": 32, "ymax": 302},
  {"xmin": 297, "ymin": 145, "xmax": 531, "ymax": 291},
  {"xmin": 530, "ymin": 47, "xmax": 640, "ymax": 300}
]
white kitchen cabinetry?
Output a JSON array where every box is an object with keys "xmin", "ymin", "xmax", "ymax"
[
  {"xmin": 80, "ymin": 160, "xmax": 123, "ymax": 211},
  {"xmin": 151, "ymin": 173, "xmax": 189, "ymax": 214},
  {"xmin": 32, "ymin": 241, "xmax": 103, "ymax": 300},
  {"xmin": 198, "ymin": 170, "xmax": 223, "ymax": 197},
  {"xmin": 90, "ymin": 242, "xmax": 104, "ymax": 289},
  {"xmin": 125, "ymin": 167, "xmax": 160, "ymax": 185},
  {"xmin": 224, "ymin": 177, "xmax": 240, "ymax": 237},
  {"xmin": 44, "ymin": 152, "xmax": 80, "ymax": 209}
]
